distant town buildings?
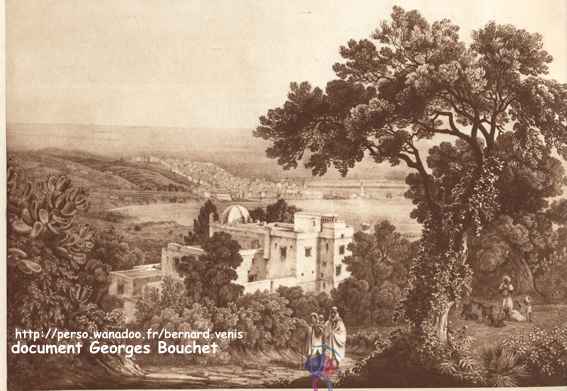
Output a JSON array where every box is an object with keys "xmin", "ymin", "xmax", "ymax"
[{"xmin": 128, "ymin": 155, "xmax": 331, "ymax": 201}]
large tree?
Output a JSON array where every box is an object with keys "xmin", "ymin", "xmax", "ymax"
[{"xmin": 254, "ymin": 7, "xmax": 567, "ymax": 342}]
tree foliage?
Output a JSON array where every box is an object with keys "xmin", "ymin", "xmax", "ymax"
[
  {"xmin": 177, "ymin": 232, "xmax": 244, "ymax": 307},
  {"xmin": 254, "ymin": 6, "xmax": 567, "ymax": 340},
  {"xmin": 249, "ymin": 199, "xmax": 300, "ymax": 223},
  {"xmin": 185, "ymin": 199, "xmax": 219, "ymax": 245},
  {"xmin": 276, "ymin": 285, "xmax": 332, "ymax": 321},
  {"xmin": 333, "ymin": 221, "xmax": 414, "ymax": 325},
  {"xmin": 249, "ymin": 206, "xmax": 267, "ymax": 222},
  {"xmin": 92, "ymin": 226, "xmax": 145, "ymax": 271},
  {"xmin": 235, "ymin": 291, "xmax": 296, "ymax": 350}
]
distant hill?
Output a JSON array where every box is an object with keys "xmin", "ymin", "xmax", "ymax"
[
  {"xmin": 7, "ymin": 123, "xmax": 411, "ymax": 180},
  {"xmin": 8, "ymin": 149, "xmax": 197, "ymax": 193}
]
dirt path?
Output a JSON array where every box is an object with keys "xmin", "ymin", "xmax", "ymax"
[{"xmin": 106, "ymin": 355, "xmax": 361, "ymax": 389}]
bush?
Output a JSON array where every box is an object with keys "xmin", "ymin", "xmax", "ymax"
[
  {"xmin": 481, "ymin": 345, "xmax": 528, "ymax": 387},
  {"xmin": 500, "ymin": 326, "xmax": 567, "ymax": 385},
  {"xmin": 276, "ymin": 286, "xmax": 332, "ymax": 321},
  {"xmin": 338, "ymin": 328, "xmax": 484, "ymax": 387},
  {"xmin": 235, "ymin": 291, "xmax": 296, "ymax": 350}
]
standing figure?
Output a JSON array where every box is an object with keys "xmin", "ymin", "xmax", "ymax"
[
  {"xmin": 524, "ymin": 295, "xmax": 533, "ymax": 322},
  {"xmin": 306, "ymin": 312, "xmax": 324, "ymax": 358},
  {"xmin": 498, "ymin": 275, "xmax": 514, "ymax": 319},
  {"xmin": 325, "ymin": 306, "xmax": 347, "ymax": 368}
]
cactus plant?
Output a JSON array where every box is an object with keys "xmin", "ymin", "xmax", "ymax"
[
  {"xmin": 7, "ymin": 164, "xmax": 116, "ymax": 333},
  {"xmin": 9, "ymin": 173, "xmax": 89, "ymax": 242}
]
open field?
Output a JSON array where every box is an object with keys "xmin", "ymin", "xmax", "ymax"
[{"xmin": 451, "ymin": 304, "xmax": 567, "ymax": 356}]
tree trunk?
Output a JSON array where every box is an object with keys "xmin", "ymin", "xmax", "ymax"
[
  {"xmin": 511, "ymin": 256, "xmax": 537, "ymax": 294},
  {"xmin": 433, "ymin": 301, "xmax": 454, "ymax": 344}
]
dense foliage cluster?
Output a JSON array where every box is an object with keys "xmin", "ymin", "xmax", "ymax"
[
  {"xmin": 500, "ymin": 326, "xmax": 567, "ymax": 385},
  {"xmin": 249, "ymin": 198, "xmax": 300, "ymax": 223},
  {"xmin": 178, "ymin": 232, "xmax": 244, "ymax": 307},
  {"xmin": 276, "ymin": 286, "xmax": 332, "ymax": 322},
  {"xmin": 184, "ymin": 199, "xmax": 219, "ymax": 245},
  {"xmin": 7, "ymin": 164, "xmax": 124, "ymax": 390},
  {"xmin": 332, "ymin": 221, "xmax": 414, "ymax": 325},
  {"xmin": 133, "ymin": 278, "xmax": 309, "ymax": 362},
  {"xmin": 7, "ymin": 165, "xmax": 122, "ymax": 332},
  {"xmin": 92, "ymin": 226, "xmax": 145, "ymax": 271},
  {"xmin": 337, "ymin": 328, "xmax": 483, "ymax": 387}
]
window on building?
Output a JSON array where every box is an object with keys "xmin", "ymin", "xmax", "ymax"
[
  {"xmin": 117, "ymin": 282, "xmax": 125, "ymax": 295},
  {"xmin": 280, "ymin": 246, "xmax": 287, "ymax": 261},
  {"xmin": 248, "ymin": 274, "xmax": 256, "ymax": 282},
  {"xmin": 305, "ymin": 247, "xmax": 312, "ymax": 257},
  {"xmin": 341, "ymin": 233, "xmax": 345, "ymax": 238},
  {"xmin": 323, "ymin": 282, "xmax": 326, "ymax": 289},
  {"xmin": 336, "ymin": 265, "xmax": 342, "ymax": 276},
  {"xmin": 339, "ymin": 245, "xmax": 345, "ymax": 255},
  {"xmin": 326, "ymin": 243, "xmax": 329, "ymax": 251},
  {"xmin": 320, "ymin": 272, "xmax": 324, "ymax": 278},
  {"xmin": 323, "ymin": 261, "xmax": 327, "ymax": 267},
  {"xmin": 312, "ymin": 220, "xmax": 316, "ymax": 227}
]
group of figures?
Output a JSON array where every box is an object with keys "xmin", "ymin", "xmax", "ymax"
[
  {"xmin": 303, "ymin": 306, "xmax": 347, "ymax": 391},
  {"xmin": 462, "ymin": 275, "xmax": 534, "ymax": 326},
  {"xmin": 499, "ymin": 275, "xmax": 533, "ymax": 322}
]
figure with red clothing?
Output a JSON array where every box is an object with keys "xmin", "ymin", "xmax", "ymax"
[{"xmin": 304, "ymin": 343, "xmax": 341, "ymax": 391}]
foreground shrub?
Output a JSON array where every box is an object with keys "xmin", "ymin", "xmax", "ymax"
[
  {"xmin": 500, "ymin": 326, "xmax": 567, "ymax": 385},
  {"xmin": 338, "ymin": 328, "xmax": 483, "ymax": 387},
  {"xmin": 481, "ymin": 345, "xmax": 528, "ymax": 387}
]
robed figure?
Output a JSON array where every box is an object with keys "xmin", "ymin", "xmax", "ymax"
[
  {"xmin": 498, "ymin": 275, "xmax": 514, "ymax": 319},
  {"xmin": 325, "ymin": 306, "xmax": 347, "ymax": 366},
  {"xmin": 305, "ymin": 312, "xmax": 324, "ymax": 357}
]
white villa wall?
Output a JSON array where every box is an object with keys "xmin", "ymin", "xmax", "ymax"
[
  {"xmin": 294, "ymin": 213, "xmax": 322, "ymax": 233},
  {"xmin": 295, "ymin": 235, "xmax": 319, "ymax": 285},
  {"xmin": 266, "ymin": 235, "xmax": 297, "ymax": 278}
]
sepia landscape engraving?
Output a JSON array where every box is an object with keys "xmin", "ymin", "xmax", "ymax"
[{"xmin": 5, "ymin": 1, "xmax": 567, "ymax": 390}]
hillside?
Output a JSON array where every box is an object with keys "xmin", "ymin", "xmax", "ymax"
[
  {"xmin": 7, "ymin": 123, "xmax": 411, "ymax": 180},
  {"xmin": 8, "ymin": 149, "xmax": 200, "ymax": 211}
]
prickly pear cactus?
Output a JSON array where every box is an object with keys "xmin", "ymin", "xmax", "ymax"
[
  {"xmin": 9, "ymin": 170, "xmax": 90, "ymax": 238},
  {"xmin": 7, "ymin": 165, "xmax": 114, "ymax": 331}
]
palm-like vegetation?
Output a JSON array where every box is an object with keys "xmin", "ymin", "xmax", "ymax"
[{"xmin": 481, "ymin": 345, "xmax": 528, "ymax": 387}]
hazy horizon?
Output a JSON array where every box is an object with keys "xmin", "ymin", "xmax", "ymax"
[
  {"xmin": 8, "ymin": 0, "xmax": 567, "ymax": 130},
  {"xmin": 7, "ymin": 0, "xmax": 567, "ymax": 180}
]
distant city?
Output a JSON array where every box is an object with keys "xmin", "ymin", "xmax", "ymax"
[{"xmin": 130, "ymin": 154, "xmax": 407, "ymax": 202}]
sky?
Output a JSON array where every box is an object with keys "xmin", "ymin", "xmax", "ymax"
[{"xmin": 7, "ymin": 0, "xmax": 567, "ymax": 130}]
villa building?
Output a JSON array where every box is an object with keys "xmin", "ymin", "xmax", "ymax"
[
  {"xmin": 109, "ymin": 205, "xmax": 353, "ymax": 321},
  {"xmin": 209, "ymin": 205, "xmax": 353, "ymax": 293}
]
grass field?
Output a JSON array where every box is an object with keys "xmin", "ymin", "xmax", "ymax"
[{"xmin": 450, "ymin": 304, "xmax": 567, "ymax": 356}]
